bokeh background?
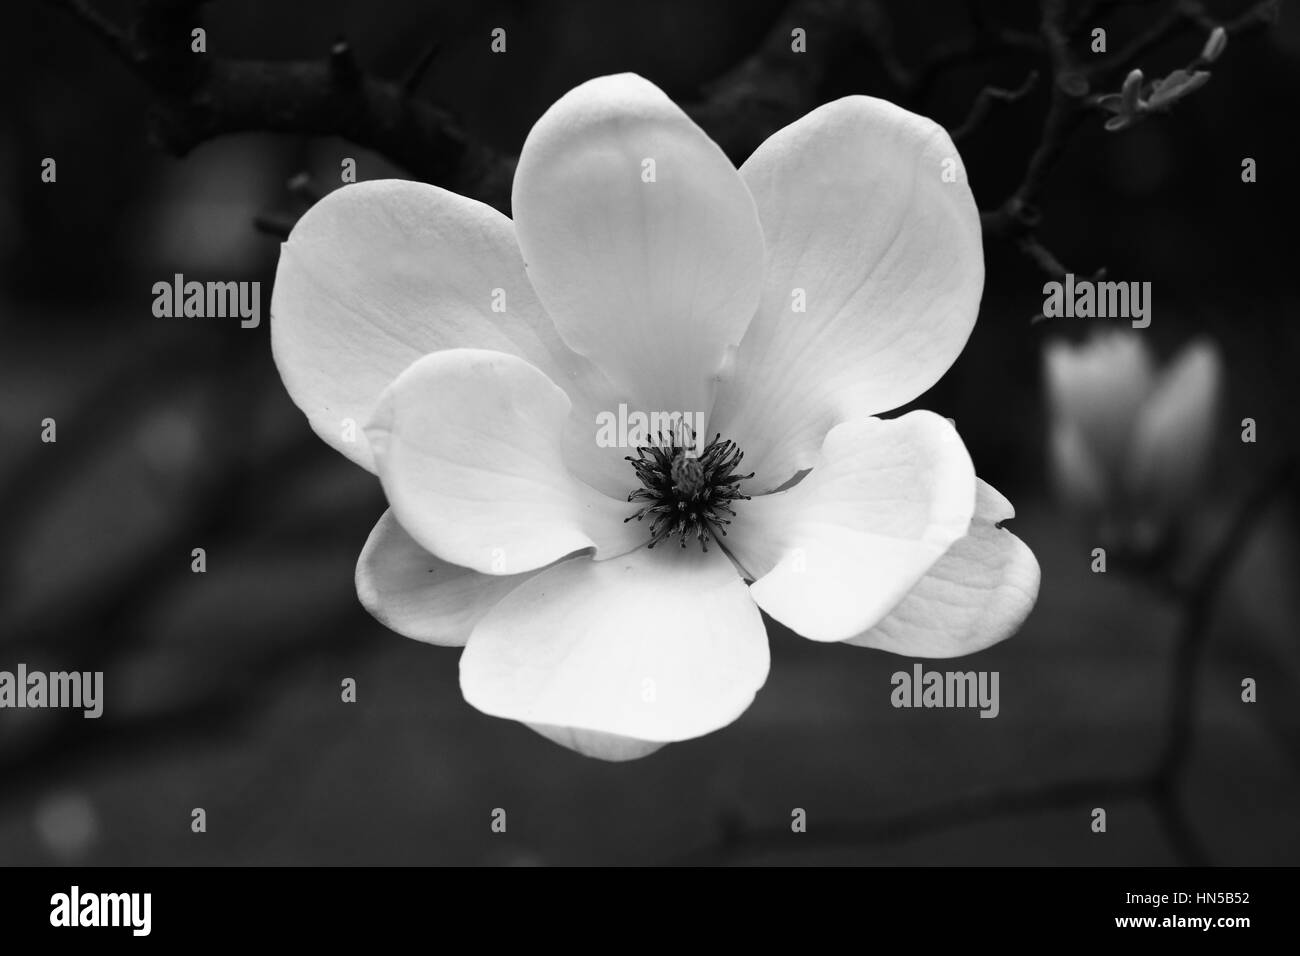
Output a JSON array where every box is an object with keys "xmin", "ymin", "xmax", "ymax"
[{"xmin": 1, "ymin": 0, "xmax": 1297, "ymax": 865}]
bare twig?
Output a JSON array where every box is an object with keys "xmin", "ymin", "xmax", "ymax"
[
  {"xmin": 45, "ymin": 0, "xmax": 517, "ymax": 208},
  {"xmin": 1141, "ymin": 459, "xmax": 1295, "ymax": 863},
  {"xmin": 983, "ymin": 0, "xmax": 1276, "ymax": 280},
  {"xmin": 950, "ymin": 70, "xmax": 1040, "ymax": 142},
  {"xmin": 52, "ymin": 0, "xmax": 135, "ymax": 61},
  {"xmin": 1155, "ymin": 461, "xmax": 1295, "ymax": 784},
  {"xmin": 401, "ymin": 39, "xmax": 442, "ymax": 95},
  {"xmin": 50, "ymin": 0, "xmax": 1277, "ymax": 276},
  {"xmin": 1089, "ymin": 0, "xmax": 1280, "ymax": 82},
  {"xmin": 671, "ymin": 776, "xmax": 1147, "ymax": 865},
  {"xmin": 253, "ymin": 213, "xmax": 296, "ymax": 240},
  {"xmin": 687, "ymin": 0, "xmax": 879, "ymax": 158}
]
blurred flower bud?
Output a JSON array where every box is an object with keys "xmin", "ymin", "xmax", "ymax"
[
  {"xmin": 1044, "ymin": 333, "xmax": 1222, "ymax": 551},
  {"xmin": 1201, "ymin": 26, "xmax": 1228, "ymax": 63},
  {"xmin": 1146, "ymin": 69, "xmax": 1211, "ymax": 110},
  {"xmin": 1124, "ymin": 340, "xmax": 1222, "ymax": 509},
  {"xmin": 1101, "ymin": 69, "xmax": 1148, "ymax": 131},
  {"xmin": 1121, "ymin": 68, "xmax": 1144, "ymax": 114}
]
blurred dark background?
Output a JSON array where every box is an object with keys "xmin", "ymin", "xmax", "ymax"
[{"xmin": 1, "ymin": 0, "xmax": 1297, "ymax": 865}]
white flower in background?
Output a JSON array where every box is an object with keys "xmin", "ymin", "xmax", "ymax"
[
  {"xmin": 1044, "ymin": 332, "xmax": 1222, "ymax": 547},
  {"xmin": 271, "ymin": 74, "xmax": 1040, "ymax": 761}
]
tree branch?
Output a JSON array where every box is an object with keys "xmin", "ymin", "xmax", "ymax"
[
  {"xmin": 47, "ymin": 0, "xmax": 517, "ymax": 208},
  {"xmin": 53, "ymin": 0, "xmax": 135, "ymax": 62},
  {"xmin": 983, "ymin": 0, "xmax": 1276, "ymax": 282},
  {"xmin": 671, "ymin": 775, "xmax": 1147, "ymax": 865},
  {"xmin": 950, "ymin": 70, "xmax": 1040, "ymax": 142}
]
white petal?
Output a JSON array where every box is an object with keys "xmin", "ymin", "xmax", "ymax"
[
  {"xmin": 1126, "ymin": 339, "xmax": 1222, "ymax": 507},
  {"xmin": 730, "ymin": 411, "xmax": 976, "ymax": 642},
  {"xmin": 271, "ymin": 179, "xmax": 594, "ymax": 472},
  {"xmin": 845, "ymin": 480, "xmax": 1040, "ymax": 657},
  {"xmin": 709, "ymin": 97, "xmax": 984, "ymax": 492},
  {"xmin": 525, "ymin": 724, "xmax": 666, "ymax": 762},
  {"xmin": 365, "ymin": 349, "xmax": 644, "ymax": 575},
  {"xmin": 1048, "ymin": 418, "xmax": 1111, "ymax": 511},
  {"xmin": 460, "ymin": 546, "xmax": 768, "ymax": 747},
  {"xmin": 355, "ymin": 510, "xmax": 537, "ymax": 646},
  {"xmin": 1043, "ymin": 332, "xmax": 1155, "ymax": 481},
  {"xmin": 511, "ymin": 73, "xmax": 765, "ymax": 423}
]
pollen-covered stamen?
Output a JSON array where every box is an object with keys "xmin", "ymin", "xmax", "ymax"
[{"xmin": 623, "ymin": 431, "xmax": 754, "ymax": 552}]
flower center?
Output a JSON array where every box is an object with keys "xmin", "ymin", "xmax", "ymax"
[{"xmin": 624, "ymin": 431, "xmax": 753, "ymax": 551}]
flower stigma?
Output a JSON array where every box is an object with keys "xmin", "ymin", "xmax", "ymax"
[{"xmin": 624, "ymin": 430, "xmax": 754, "ymax": 551}]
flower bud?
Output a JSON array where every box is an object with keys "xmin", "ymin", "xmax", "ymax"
[
  {"xmin": 1121, "ymin": 68, "xmax": 1144, "ymax": 114},
  {"xmin": 1201, "ymin": 25, "xmax": 1228, "ymax": 63},
  {"xmin": 1146, "ymin": 69, "xmax": 1211, "ymax": 110},
  {"xmin": 1044, "ymin": 333, "xmax": 1223, "ymax": 552}
]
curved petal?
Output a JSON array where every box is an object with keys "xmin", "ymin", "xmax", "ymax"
[
  {"xmin": 1125, "ymin": 339, "xmax": 1222, "ymax": 508},
  {"xmin": 1043, "ymin": 333, "xmax": 1155, "ymax": 481},
  {"xmin": 709, "ymin": 96, "xmax": 984, "ymax": 492},
  {"xmin": 271, "ymin": 179, "xmax": 597, "ymax": 472},
  {"xmin": 459, "ymin": 545, "xmax": 768, "ymax": 749},
  {"xmin": 355, "ymin": 510, "xmax": 538, "ymax": 646},
  {"xmin": 1048, "ymin": 418, "xmax": 1111, "ymax": 511},
  {"xmin": 844, "ymin": 480, "xmax": 1040, "ymax": 657},
  {"xmin": 729, "ymin": 411, "xmax": 976, "ymax": 643},
  {"xmin": 365, "ymin": 349, "xmax": 644, "ymax": 575},
  {"xmin": 526, "ymin": 724, "xmax": 666, "ymax": 762},
  {"xmin": 511, "ymin": 73, "xmax": 765, "ymax": 423}
]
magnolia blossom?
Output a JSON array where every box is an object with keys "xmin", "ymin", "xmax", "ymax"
[
  {"xmin": 1044, "ymin": 332, "xmax": 1222, "ymax": 547},
  {"xmin": 271, "ymin": 74, "xmax": 1040, "ymax": 761}
]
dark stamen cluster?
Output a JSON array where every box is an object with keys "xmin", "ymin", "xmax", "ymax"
[{"xmin": 624, "ymin": 432, "xmax": 754, "ymax": 551}]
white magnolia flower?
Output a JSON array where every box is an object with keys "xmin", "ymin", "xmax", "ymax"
[
  {"xmin": 271, "ymin": 74, "xmax": 1040, "ymax": 761},
  {"xmin": 1044, "ymin": 332, "xmax": 1222, "ymax": 546}
]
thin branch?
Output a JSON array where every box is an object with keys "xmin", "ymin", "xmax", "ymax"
[
  {"xmin": 253, "ymin": 212, "xmax": 296, "ymax": 240},
  {"xmin": 329, "ymin": 37, "xmax": 363, "ymax": 89},
  {"xmin": 1017, "ymin": 233, "xmax": 1070, "ymax": 279},
  {"xmin": 687, "ymin": 0, "xmax": 879, "ymax": 158},
  {"xmin": 1088, "ymin": 0, "xmax": 1279, "ymax": 82},
  {"xmin": 48, "ymin": 0, "xmax": 136, "ymax": 62},
  {"xmin": 401, "ymin": 39, "xmax": 442, "ymax": 95},
  {"xmin": 45, "ymin": 0, "xmax": 517, "ymax": 208},
  {"xmin": 982, "ymin": 0, "xmax": 1275, "ymax": 280},
  {"xmin": 286, "ymin": 170, "xmax": 323, "ymax": 204},
  {"xmin": 155, "ymin": 58, "xmax": 515, "ymax": 205},
  {"xmin": 670, "ymin": 775, "xmax": 1147, "ymax": 865},
  {"xmin": 973, "ymin": 0, "xmax": 1092, "ymax": 280},
  {"xmin": 1139, "ymin": 460, "xmax": 1295, "ymax": 864},
  {"xmin": 1041, "ymin": 0, "xmax": 1080, "ymax": 77},
  {"xmin": 1155, "ymin": 460, "xmax": 1295, "ymax": 785},
  {"xmin": 950, "ymin": 70, "xmax": 1040, "ymax": 142}
]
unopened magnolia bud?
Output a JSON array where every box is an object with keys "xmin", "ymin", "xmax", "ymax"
[
  {"xmin": 1201, "ymin": 26, "xmax": 1227, "ymax": 63},
  {"xmin": 1146, "ymin": 69, "xmax": 1211, "ymax": 110},
  {"xmin": 1121, "ymin": 69, "xmax": 1144, "ymax": 114}
]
